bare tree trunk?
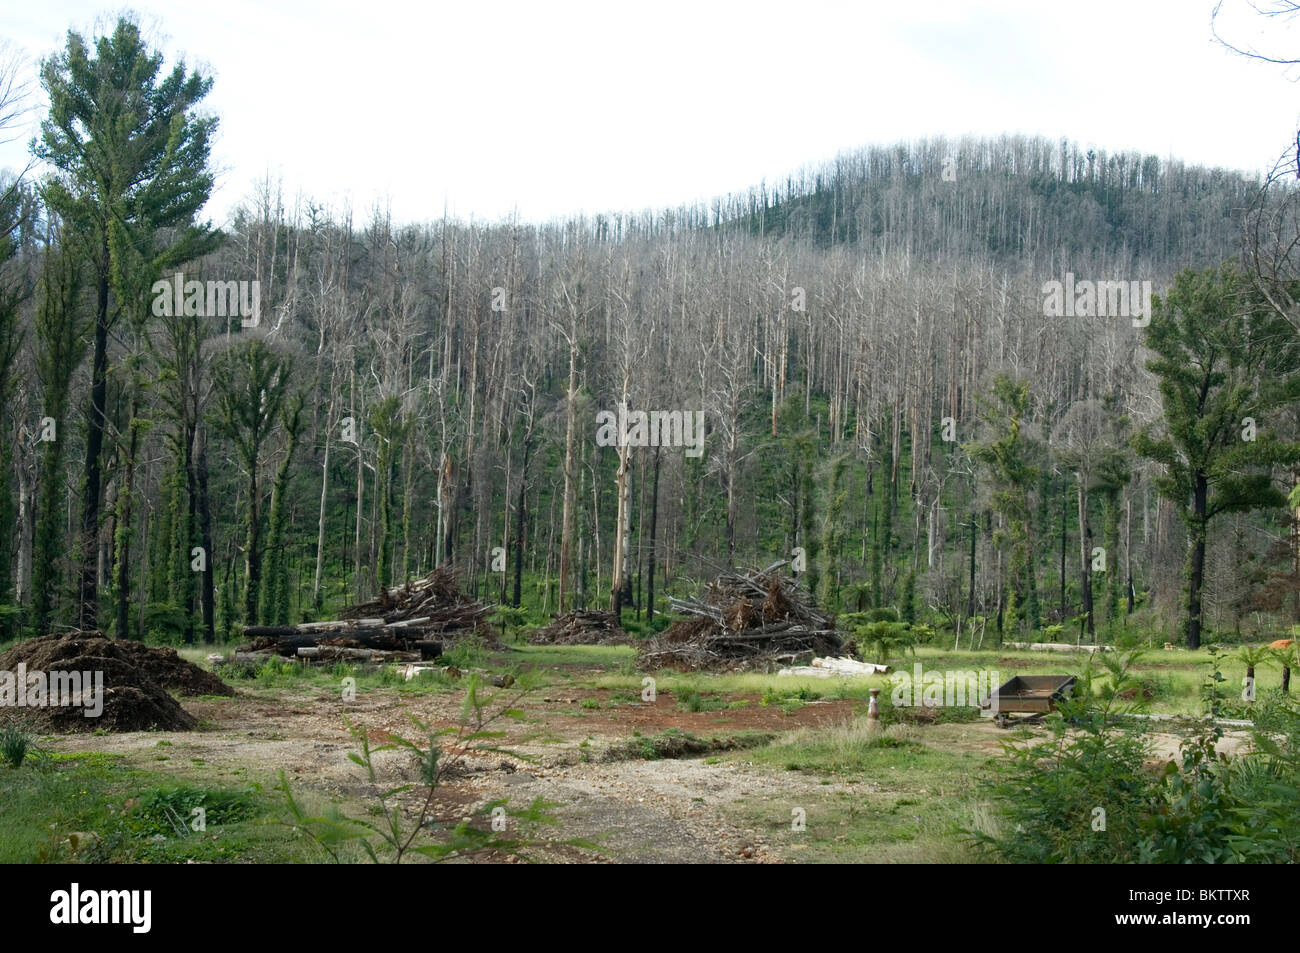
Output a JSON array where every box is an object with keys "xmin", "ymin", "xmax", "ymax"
[
  {"xmin": 1186, "ymin": 472, "xmax": 1208, "ymax": 650},
  {"xmin": 1126, "ymin": 494, "xmax": 1135, "ymax": 615},
  {"xmin": 78, "ymin": 262, "xmax": 110, "ymax": 631},
  {"xmin": 968, "ymin": 512, "xmax": 977, "ymax": 619},
  {"xmin": 512, "ymin": 434, "xmax": 532, "ymax": 608},
  {"xmin": 1078, "ymin": 480, "xmax": 1094, "ymax": 639},
  {"xmin": 313, "ymin": 419, "xmax": 331, "ymax": 610},
  {"xmin": 558, "ymin": 337, "xmax": 578, "ymax": 612},
  {"xmin": 115, "ymin": 399, "xmax": 140, "ymax": 640},
  {"xmin": 1059, "ymin": 484, "xmax": 1067, "ymax": 617},
  {"xmin": 195, "ymin": 428, "xmax": 216, "ymax": 642},
  {"xmin": 14, "ymin": 449, "xmax": 30, "ymax": 606},
  {"xmin": 246, "ymin": 461, "xmax": 261, "ymax": 625},
  {"xmin": 647, "ymin": 447, "xmax": 662, "ymax": 625}
]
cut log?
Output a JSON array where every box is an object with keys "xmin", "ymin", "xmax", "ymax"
[
  {"xmin": 297, "ymin": 646, "xmax": 420, "ymax": 662},
  {"xmin": 243, "ymin": 625, "xmax": 304, "ymax": 637}
]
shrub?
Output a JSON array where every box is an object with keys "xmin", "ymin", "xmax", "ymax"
[
  {"xmin": 0, "ymin": 724, "xmax": 33, "ymax": 768},
  {"xmin": 978, "ymin": 652, "xmax": 1300, "ymax": 863},
  {"xmin": 862, "ymin": 607, "xmax": 899, "ymax": 623},
  {"xmin": 976, "ymin": 704, "xmax": 1158, "ymax": 863},
  {"xmin": 856, "ymin": 621, "xmax": 915, "ymax": 665},
  {"xmin": 143, "ymin": 603, "xmax": 190, "ymax": 646}
]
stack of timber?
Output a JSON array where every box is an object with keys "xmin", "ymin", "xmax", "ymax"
[
  {"xmin": 231, "ymin": 564, "xmax": 501, "ymax": 665},
  {"xmin": 637, "ymin": 562, "xmax": 844, "ymax": 671}
]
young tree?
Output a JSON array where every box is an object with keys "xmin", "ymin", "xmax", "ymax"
[
  {"xmin": 368, "ymin": 394, "xmax": 406, "ymax": 592},
  {"xmin": 1054, "ymin": 399, "xmax": 1128, "ymax": 638},
  {"xmin": 211, "ymin": 339, "xmax": 289, "ymax": 625},
  {"xmin": 263, "ymin": 392, "xmax": 305, "ymax": 625},
  {"xmin": 967, "ymin": 374, "xmax": 1042, "ymax": 634}
]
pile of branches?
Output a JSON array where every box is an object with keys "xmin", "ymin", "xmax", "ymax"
[
  {"xmin": 638, "ymin": 562, "xmax": 843, "ymax": 671},
  {"xmin": 528, "ymin": 609, "xmax": 629, "ymax": 645},
  {"xmin": 232, "ymin": 565, "xmax": 501, "ymax": 665}
]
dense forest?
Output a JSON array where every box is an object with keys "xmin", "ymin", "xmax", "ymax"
[{"xmin": 2, "ymin": 16, "xmax": 1299, "ymax": 652}]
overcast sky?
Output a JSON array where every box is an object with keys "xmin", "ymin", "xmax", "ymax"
[{"xmin": 2, "ymin": 0, "xmax": 1298, "ymax": 228}]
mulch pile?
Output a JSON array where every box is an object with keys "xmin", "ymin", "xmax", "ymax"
[
  {"xmin": 234, "ymin": 564, "xmax": 502, "ymax": 664},
  {"xmin": 528, "ymin": 609, "xmax": 629, "ymax": 646},
  {"xmin": 0, "ymin": 632, "xmax": 233, "ymax": 733},
  {"xmin": 638, "ymin": 563, "xmax": 844, "ymax": 671}
]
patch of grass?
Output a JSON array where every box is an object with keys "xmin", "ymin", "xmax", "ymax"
[
  {"xmin": 601, "ymin": 729, "xmax": 774, "ymax": 762},
  {"xmin": 676, "ymin": 687, "xmax": 726, "ymax": 713},
  {"xmin": 762, "ymin": 686, "xmax": 823, "ymax": 707},
  {"xmin": 441, "ymin": 638, "xmax": 490, "ymax": 670},
  {"xmin": 0, "ymin": 754, "xmax": 310, "ymax": 863},
  {"xmin": 501, "ymin": 644, "xmax": 637, "ymax": 669},
  {"xmin": 746, "ymin": 719, "xmax": 924, "ymax": 774},
  {"xmin": 724, "ymin": 721, "xmax": 993, "ymax": 863},
  {"xmin": 593, "ymin": 669, "xmax": 883, "ymax": 700}
]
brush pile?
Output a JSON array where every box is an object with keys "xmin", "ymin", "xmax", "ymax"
[
  {"xmin": 528, "ymin": 609, "xmax": 629, "ymax": 645},
  {"xmin": 637, "ymin": 563, "xmax": 844, "ymax": 671},
  {"xmin": 232, "ymin": 564, "xmax": 501, "ymax": 665}
]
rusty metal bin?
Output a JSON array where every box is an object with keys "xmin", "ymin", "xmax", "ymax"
[{"xmin": 983, "ymin": 674, "xmax": 1076, "ymax": 726}]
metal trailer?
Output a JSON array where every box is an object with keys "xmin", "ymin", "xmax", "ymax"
[{"xmin": 983, "ymin": 674, "xmax": 1076, "ymax": 728}]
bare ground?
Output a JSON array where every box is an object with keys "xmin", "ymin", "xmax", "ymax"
[{"xmin": 34, "ymin": 681, "xmax": 1253, "ymax": 863}]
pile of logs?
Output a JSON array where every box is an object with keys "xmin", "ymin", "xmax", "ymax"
[
  {"xmin": 638, "ymin": 562, "xmax": 844, "ymax": 671},
  {"xmin": 231, "ymin": 564, "xmax": 500, "ymax": 665},
  {"xmin": 528, "ymin": 609, "xmax": 629, "ymax": 645}
]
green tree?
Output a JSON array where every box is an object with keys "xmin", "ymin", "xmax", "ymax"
[
  {"xmin": 211, "ymin": 339, "xmax": 289, "ymax": 625},
  {"xmin": 967, "ymin": 374, "xmax": 1042, "ymax": 634},
  {"xmin": 263, "ymin": 393, "xmax": 305, "ymax": 625},
  {"xmin": 1054, "ymin": 398, "xmax": 1131, "ymax": 639},
  {"xmin": 1135, "ymin": 266, "xmax": 1300, "ymax": 649},
  {"xmin": 0, "ymin": 180, "xmax": 30, "ymax": 613},
  {"xmin": 32, "ymin": 243, "xmax": 84, "ymax": 634},
  {"xmin": 1235, "ymin": 644, "xmax": 1273, "ymax": 699},
  {"xmin": 368, "ymin": 395, "xmax": 408, "ymax": 593},
  {"xmin": 818, "ymin": 454, "xmax": 849, "ymax": 609},
  {"xmin": 35, "ymin": 16, "xmax": 217, "ymax": 630}
]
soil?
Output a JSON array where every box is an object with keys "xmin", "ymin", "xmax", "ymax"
[
  {"xmin": 29, "ymin": 672, "xmax": 1255, "ymax": 861},
  {"xmin": 0, "ymin": 633, "xmax": 234, "ymax": 732}
]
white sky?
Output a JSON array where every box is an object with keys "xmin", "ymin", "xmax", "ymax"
[{"xmin": 2, "ymin": 0, "xmax": 1298, "ymax": 228}]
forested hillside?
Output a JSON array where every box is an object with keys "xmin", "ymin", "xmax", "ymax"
[{"xmin": 2, "ymin": 17, "xmax": 1297, "ymax": 651}]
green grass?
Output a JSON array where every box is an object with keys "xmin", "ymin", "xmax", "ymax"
[
  {"xmin": 599, "ymin": 729, "xmax": 774, "ymax": 762},
  {"xmin": 4, "ymin": 629, "xmax": 1280, "ymax": 865},
  {"xmin": 566, "ymin": 643, "xmax": 1280, "ymax": 719},
  {"xmin": 218, "ymin": 656, "xmax": 468, "ymax": 696},
  {"xmin": 135, "ymin": 632, "xmax": 1300, "ymax": 720},
  {"xmin": 744, "ymin": 720, "xmax": 925, "ymax": 773},
  {"xmin": 724, "ymin": 719, "xmax": 994, "ymax": 862},
  {"xmin": 587, "ymin": 670, "xmax": 884, "ymax": 700},
  {"xmin": 0, "ymin": 751, "xmax": 314, "ymax": 863},
  {"xmin": 494, "ymin": 644, "xmax": 636, "ymax": 668}
]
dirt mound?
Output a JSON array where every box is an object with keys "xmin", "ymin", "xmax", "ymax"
[
  {"xmin": 0, "ymin": 632, "xmax": 232, "ymax": 733},
  {"xmin": 529, "ymin": 610, "xmax": 629, "ymax": 645},
  {"xmin": 638, "ymin": 563, "xmax": 843, "ymax": 671}
]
